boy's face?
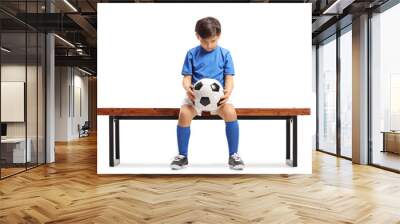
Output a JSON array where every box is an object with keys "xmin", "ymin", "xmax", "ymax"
[{"xmin": 196, "ymin": 33, "xmax": 220, "ymax": 52}]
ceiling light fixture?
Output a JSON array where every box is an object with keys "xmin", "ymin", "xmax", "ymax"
[
  {"xmin": 1, "ymin": 47, "xmax": 11, "ymax": 53},
  {"xmin": 322, "ymin": 0, "xmax": 354, "ymax": 15},
  {"xmin": 63, "ymin": 0, "xmax": 78, "ymax": 12},
  {"xmin": 54, "ymin": 34, "xmax": 75, "ymax": 48},
  {"xmin": 78, "ymin": 67, "xmax": 93, "ymax": 76}
]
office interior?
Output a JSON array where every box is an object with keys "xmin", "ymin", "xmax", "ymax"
[{"xmin": 0, "ymin": 0, "xmax": 399, "ymax": 223}]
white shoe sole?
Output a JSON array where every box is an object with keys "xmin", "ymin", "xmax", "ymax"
[
  {"xmin": 229, "ymin": 164, "xmax": 244, "ymax": 170},
  {"xmin": 171, "ymin": 164, "xmax": 188, "ymax": 170}
]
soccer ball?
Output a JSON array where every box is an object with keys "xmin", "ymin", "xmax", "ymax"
[{"xmin": 192, "ymin": 78, "xmax": 224, "ymax": 112}]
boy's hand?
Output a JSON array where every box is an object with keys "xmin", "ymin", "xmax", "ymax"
[
  {"xmin": 182, "ymin": 76, "xmax": 195, "ymax": 101},
  {"xmin": 185, "ymin": 85, "xmax": 195, "ymax": 101},
  {"xmin": 218, "ymin": 89, "xmax": 232, "ymax": 105}
]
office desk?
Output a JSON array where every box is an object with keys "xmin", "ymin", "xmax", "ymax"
[{"xmin": 1, "ymin": 138, "xmax": 32, "ymax": 163}]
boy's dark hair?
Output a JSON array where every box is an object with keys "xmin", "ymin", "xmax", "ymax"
[{"xmin": 195, "ymin": 17, "xmax": 221, "ymax": 39}]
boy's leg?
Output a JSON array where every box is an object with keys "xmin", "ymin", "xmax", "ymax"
[
  {"xmin": 177, "ymin": 104, "xmax": 197, "ymax": 156},
  {"xmin": 217, "ymin": 103, "xmax": 239, "ymax": 155}
]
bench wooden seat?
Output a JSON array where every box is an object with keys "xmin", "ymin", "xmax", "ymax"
[
  {"xmin": 97, "ymin": 108, "xmax": 310, "ymax": 117},
  {"xmin": 97, "ymin": 107, "xmax": 311, "ymax": 168}
]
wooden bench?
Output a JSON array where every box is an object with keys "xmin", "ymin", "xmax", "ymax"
[{"xmin": 97, "ymin": 108, "xmax": 311, "ymax": 168}]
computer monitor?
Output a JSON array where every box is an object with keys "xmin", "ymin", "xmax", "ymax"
[{"xmin": 1, "ymin": 123, "xmax": 7, "ymax": 137}]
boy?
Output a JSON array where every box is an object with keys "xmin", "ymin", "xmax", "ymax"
[{"xmin": 170, "ymin": 17, "xmax": 245, "ymax": 171}]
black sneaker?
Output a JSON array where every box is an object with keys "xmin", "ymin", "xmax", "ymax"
[
  {"xmin": 229, "ymin": 153, "xmax": 244, "ymax": 170},
  {"xmin": 170, "ymin": 155, "xmax": 188, "ymax": 170}
]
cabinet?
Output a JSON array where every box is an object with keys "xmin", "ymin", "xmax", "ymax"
[{"xmin": 382, "ymin": 131, "xmax": 400, "ymax": 154}]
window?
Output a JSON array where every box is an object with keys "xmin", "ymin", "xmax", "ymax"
[
  {"xmin": 371, "ymin": 2, "xmax": 400, "ymax": 171},
  {"xmin": 318, "ymin": 36, "xmax": 337, "ymax": 155},
  {"xmin": 340, "ymin": 28, "xmax": 352, "ymax": 158}
]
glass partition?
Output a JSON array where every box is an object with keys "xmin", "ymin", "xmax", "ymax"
[
  {"xmin": 0, "ymin": 1, "xmax": 46, "ymax": 179},
  {"xmin": 371, "ymin": 3, "xmax": 400, "ymax": 171},
  {"xmin": 339, "ymin": 28, "xmax": 352, "ymax": 158},
  {"xmin": 1, "ymin": 31, "xmax": 28, "ymax": 177},
  {"xmin": 317, "ymin": 36, "xmax": 337, "ymax": 155}
]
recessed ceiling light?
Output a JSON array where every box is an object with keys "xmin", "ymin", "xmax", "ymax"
[{"xmin": 1, "ymin": 47, "xmax": 11, "ymax": 53}]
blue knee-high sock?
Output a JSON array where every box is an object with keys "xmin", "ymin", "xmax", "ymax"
[
  {"xmin": 225, "ymin": 120, "xmax": 239, "ymax": 156},
  {"xmin": 177, "ymin": 125, "xmax": 190, "ymax": 157}
]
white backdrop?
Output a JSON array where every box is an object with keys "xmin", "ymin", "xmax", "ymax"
[{"xmin": 97, "ymin": 3, "xmax": 312, "ymax": 174}]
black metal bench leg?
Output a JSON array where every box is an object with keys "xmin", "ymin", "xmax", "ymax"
[
  {"xmin": 286, "ymin": 118, "xmax": 291, "ymax": 160},
  {"xmin": 285, "ymin": 116, "xmax": 298, "ymax": 167},
  {"xmin": 293, "ymin": 116, "xmax": 298, "ymax": 167},
  {"xmin": 115, "ymin": 118, "xmax": 120, "ymax": 161},
  {"xmin": 285, "ymin": 117, "xmax": 293, "ymax": 166},
  {"xmin": 109, "ymin": 116, "xmax": 114, "ymax": 166},
  {"xmin": 109, "ymin": 116, "xmax": 120, "ymax": 167}
]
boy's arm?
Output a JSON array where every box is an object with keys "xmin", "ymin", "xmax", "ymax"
[
  {"xmin": 182, "ymin": 75, "xmax": 192, "ymax": 91},
  {"xmin": 220, "ymin": 74, "xmax": 234, "ymax": 105},
  {"xmin": 224, "ymin": 75, "xmax": 234, "ymax": 94},
  {"xmin": 182, "ymin": 75, "xmax": 195, "ymax": 100},
  {"xmin": 221, "ymin": 51, "xmax": 235, "ymax": 103}
]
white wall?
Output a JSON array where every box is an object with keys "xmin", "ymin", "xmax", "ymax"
[
  {"xmin": 98, "ymin": 3, "xmax": 312, "ymax": 109},
  {"xmin": 1, "ymin": 65, "xmax": 26, "ymax": 131},
  {"xmin": 1, "ymin": 65, "xmax": 40, "ymax": 138},
  {"xmin": 72, "ymin": 72, "xmax": 89, "ymax": 138},
  {"xmin": 97, "ymin": 3, "xmax": 312, "ymax": 174},
  {"xmin": 55, "ymin": 67, "xmax": 89, "ymax": 141},
  {"xmin": 55, "ymin": 66, "xmax": 68, "ymax": 141}
]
